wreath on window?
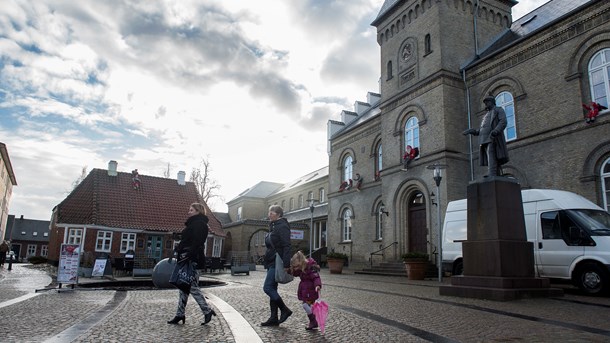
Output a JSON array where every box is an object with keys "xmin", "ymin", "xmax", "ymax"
[
  {"xmin": 402, "ymin": 145, "xmax": 419, "ymax": 170},
  {"xmin": 353, "ymin": 173, "xmax": 363, "ymax": 191}
]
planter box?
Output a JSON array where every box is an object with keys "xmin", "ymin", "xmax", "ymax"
[
  {"xmin": 404, "ymin": 260, "xmax": 428, "ymax": 280},
  {"xmin": 327, "ymin": 258, "xmax": 345, "ymax": 274}
]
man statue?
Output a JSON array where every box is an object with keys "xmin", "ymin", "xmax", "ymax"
[{"xmin": 463, "ymin": 95, "xmax": 509, "ymax": 177}]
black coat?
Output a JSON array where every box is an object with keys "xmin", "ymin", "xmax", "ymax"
[
  {"xmin": 264, "ymin": 217, "xmax": 292, "ymax": 269},
  {"xmin": 177, "ymin": 213, "xmax": 209, "ymax": 266}
]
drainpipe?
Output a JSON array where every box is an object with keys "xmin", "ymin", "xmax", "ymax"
[
  {"xmin": 473, "ymin": 0, "xmax": 480, "ymax": 57},
  {"xmin": 463, "ymin": 69, "xmax": 475, "ymax": 181}
]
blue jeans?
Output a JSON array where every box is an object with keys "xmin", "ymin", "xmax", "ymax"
[{"xmin": 263, "ymin": 267, "xmax": 280, "ymax": 301}]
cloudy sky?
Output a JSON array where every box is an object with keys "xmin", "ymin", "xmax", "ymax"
[{"xmin": 1, "ymin": 0, "xmax": 548, "ymax": 220}]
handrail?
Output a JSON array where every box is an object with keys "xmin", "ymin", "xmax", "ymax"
[{"xmin": 369, "ymin": 241, "xmax": 398, "ymax": 268}]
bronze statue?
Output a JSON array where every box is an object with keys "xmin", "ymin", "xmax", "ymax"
[{"xmin": 463, "ymin": 95, "xmax": 509, "ymax": 177}]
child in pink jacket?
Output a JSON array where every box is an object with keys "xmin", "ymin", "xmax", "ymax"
[{"xmin": 290, "ymin": 251, "xmax": 322, "ymax": 330}]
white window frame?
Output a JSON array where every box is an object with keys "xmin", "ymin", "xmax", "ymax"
[
  {"xmin": 27, "ymin": 244, "xmax": 37, "ymax": 257},
  {"xmin": 496, "ymin": 91, "xmax": 516, "ymax": 141},
  {"xmin": 404, "ymin": 117, "xmax": 420, "ymax": 156},
  {"xmin": 120, "ymin": 233, "xmax": 136, "ymax": 253},
  {"xmin": 308, "ymin": 191, "xmax": 314, "ymax": 201},
  {"xmin": 212, "ymin": 237, "xmax": 223, "ymax": 257},
  {"xmin": 41, "ymin": 245, "xmax": 48, "ymax": 257},
  {"xmin": 602, "ymin": 157, "xmax": 610, "ymax": 212},
  {"xmin": 299, "ymin": 194, "xmax": 304, "ymax": 208},
  {"xmin": 67, "ymin": 228, "xmax": 83, "ymax": 245},
  {"xmin": 343, "ymin": 155, "xmax": 353, "ymax": 182},
  {"xmin": 377, "ymin": 143, "xmax": 383, "ymax": 173},
  {"xmin": 589, "ymin": 48, "xmax": 610, "ymax": 108},
  {"xmin": 376, "ymin": 204, "xmax": 384, "ymax": 240},
  {"xmin": 319, "ymin": 188, "xmax": 325, "ymax": 203},
  {"xmin": 96, "ymin": 231, "xmax": 112, "ymax": 252},
  {"xmin": 237, "ymin": 206, "xmax": 242, "ymax": 221},
  {"xmin": 342, "ymin": 208, "xmax": 352, "ymax": 242}
]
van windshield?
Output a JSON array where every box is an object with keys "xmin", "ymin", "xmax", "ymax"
[{"xmin": 566, "ymin": 209, "xmax": 610, "ymax": 236}]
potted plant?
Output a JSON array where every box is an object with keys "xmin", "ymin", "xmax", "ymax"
[
  {"xmin": 79, "ymin": 251, "xmax": 95, "ymax": 277},
  {"xmin": 401, "ymin": 251, "xmax": 429, "ymax": 280},
  {"xmin": 326, "ymin": 252, "xmax": 348, "ymax": 274}
]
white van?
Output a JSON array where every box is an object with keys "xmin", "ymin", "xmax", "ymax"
[{"xmin": 442, "ymin": 189, "xmax": 610, "ymax": 295}]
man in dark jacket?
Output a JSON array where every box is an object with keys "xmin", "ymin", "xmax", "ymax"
[
  {"xmin": 463, "ymin": 94, "xmax": 509, "ymax": 177},
  {"xmin": 261, "ymin": 205, "xmax": 293, "ymax": 326}
]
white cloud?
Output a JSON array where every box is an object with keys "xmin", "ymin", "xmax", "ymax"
[{"xmin": 1, "ymin": 0, "xmax": 549, "ymax": 220}]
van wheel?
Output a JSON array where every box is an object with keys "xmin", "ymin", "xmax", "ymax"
[
  {"xmin": 575, "ymin": 263, "xmax": 609, "ymax": 295},
  {"xmin": 452, "ymin": 260, "xmax": 464, "ymax": 276}
]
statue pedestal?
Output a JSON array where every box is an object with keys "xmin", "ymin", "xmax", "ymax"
[{"xmin": 439, "ymin": 177, "xmax": 563, "ymax": 301}]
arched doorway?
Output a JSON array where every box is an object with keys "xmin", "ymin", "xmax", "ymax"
[{"xmin": 407, "ymin": 191, "xmax": 427, "ymax": 253}]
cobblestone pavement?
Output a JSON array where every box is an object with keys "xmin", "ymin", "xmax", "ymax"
[{"xmin": 1, "ymin": 263, "xmax": 610, "ymax": 342}]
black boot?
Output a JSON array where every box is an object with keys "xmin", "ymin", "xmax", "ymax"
[
  {"xmin": 260, "ymin": 300, "xmax": 279, "ymax": 326},
  {"xmin": 201, "ymin": 310, "xmax": 216, "ymax": 325},
  {"xmin": 167, "ymin": 315, "xmax": 185, "ymax": 324},
  {"xmin": 276, "ymin": 297, "xmax": 293, "ymax": 324}
]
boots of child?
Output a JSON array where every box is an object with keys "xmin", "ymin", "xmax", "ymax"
[{"xmin": 306, "ymin": 313, "xmax": 318, "ymax": 330}]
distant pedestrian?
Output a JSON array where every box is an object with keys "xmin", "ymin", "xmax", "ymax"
[
  {"xmin": 290, "ymin": 251, "xmax": 322, "ymax": 330},
  {"xmin": 260, "ymin": 205, "xmax": 293, "ymax": 326},
  {"xmin": 167, "ymin": 203, "xmax": 216, "ymax": 326},
  {"xmin": 0, "ymin": 240, "xmax": 9, "ymax": 267}
]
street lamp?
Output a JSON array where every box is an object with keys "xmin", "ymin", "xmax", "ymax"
[
  {"xmin": 427, "ymin": 163, "xmax": 447, "ymax": 282},
  {"xmin": 308, "ymin": 198, "xmax": 318, "ymax": 258}
]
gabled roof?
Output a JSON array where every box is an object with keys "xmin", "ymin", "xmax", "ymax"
[
  {"xmin": 6, "ymin": 215, "xmax": 50, "ymax": 242},
  {"xmin": 54, "ymin": 168, "xmax": 225, "ymax": 237},
  {"xmin": 270, "ymin": 166, "xmax": 329, "ymax": 196},
  {"xmin": 468, "ymin": 0, "xmax": 592, "ymax": 67},
  {"xmin": 228, "ymin": 181, "xmax": 284, "ymax": 203}
]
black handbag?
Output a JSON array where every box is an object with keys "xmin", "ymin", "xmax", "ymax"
[{"xmin": 169, "ymin": 258, "xmax": 196, "ymax": 293}]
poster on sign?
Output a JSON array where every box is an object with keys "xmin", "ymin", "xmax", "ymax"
[
  {"xmin": 290, "ymin": 230, "xmax": 304, "ymax": 240},
  {"xmin": 57, "ymin": 244, "xmax": 81, "ymax": 284},
  {"xmin": 92, "ymin": 259, "xmax": 108, "ymax": 277}
]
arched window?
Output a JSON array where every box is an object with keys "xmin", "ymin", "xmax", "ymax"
[
  {"xmin": 319, "ymin": 188, "xmax": 325, "ymax": 203},
  {"xmin": 387, "ymin": 60, "xmax": 393, "ymax": 80},
  {"xmin": 299, "ymin": 194, "xmax": 304, "ymax": 208},
  {"xmin": 375, "ymin": 203, "xmax": 384, "ymax": 240},
  {"xmin": 602, "ymin": 157, "xmax": 610, "ymax": 212},
  {"xmin": 496, "ymin": 91, "xmax": 516, "ymax": 141},
  {"xmin": 281, "ymin": 200, "xmax": 285, "ymax": 209},
  {"xmin": 424, "ymin": 34, "xmax": 432, "ymax": 54},
  {"xmin": 404, "ymin": 117, "xmax": 420, "ymax": 155},
  {"xmin": 343, "ymin": 155, "xmax": 353, "ymax": 182},
  {"xmin": 589, "ymin": 48, "xmax": 610, "ymax": 107},
  {"xmin": 308, "ymin": 191, "xmax": 314, "ymax": 201},
  {"xmin": 289, "ymin": 198, "xmax": 294, "ymax": 211},
  {"xmin": 342, "ymin": 208, "xmax": 352, "ymax": 241},
  {"xmin": 375, "ymin": 143, "xmax": 383, "ymax": 178}
]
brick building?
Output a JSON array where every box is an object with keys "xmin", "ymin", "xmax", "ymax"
[
  {"xmin": 327, "ymin": 0, "xmax": 610, "ymax": 269},
  {"xmin": 0, "ymin": 142, "xmax": 17, "ymax": 240},
  {"xmin": 5, "ymin": 215, "xmax": 50, "ymax": 261},
  {"xmin": 48, "ymin": 161, "xmax": 226, "ymax": 270}
]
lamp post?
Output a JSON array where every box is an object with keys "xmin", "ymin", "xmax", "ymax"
[
  {"xmin": 309, "ymin": 199, "xmax": 318, "ymax": 258},
  {"xmin": 427, "ymin": 163, "xmax": 447, "ymax": 282}
]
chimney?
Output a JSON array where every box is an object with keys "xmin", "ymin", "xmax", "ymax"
[
  {"xmin": 177, "ymin": 171, "xmax": 186, "ymax": 185},
  {"xmin": 108, "ymin": 160, "xmax": 118, "ymax": 176}
]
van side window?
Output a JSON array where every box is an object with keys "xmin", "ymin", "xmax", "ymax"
[{"xmin": 540, "ymin": 211, "xmax": 561, "ymax": 239}]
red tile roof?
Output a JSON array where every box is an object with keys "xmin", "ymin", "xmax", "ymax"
[{"xmin": 54, "ymin": 168, "xmax": 225, "ymax": 237}]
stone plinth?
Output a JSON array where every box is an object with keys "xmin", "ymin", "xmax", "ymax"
[{"xmin": 439, "ymin": 177, "xmax": 563, "ymax": 301}]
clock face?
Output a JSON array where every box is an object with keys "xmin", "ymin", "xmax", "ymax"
[{"xmin": 401, "ymin": 43, "xmax": 412, "ymax": 61}]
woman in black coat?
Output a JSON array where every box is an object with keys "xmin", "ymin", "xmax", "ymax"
[
  {"xmin": 167, "ymin": 202, "xmax": 216, "ymax": 325},
  {"xmin": 260, "ymin": 205, "xmax": 293, "ymax": 326}
]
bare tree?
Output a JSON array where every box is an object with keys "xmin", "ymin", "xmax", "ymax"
[
  {"xmin": 162, "ymin": 162, "xmax": 172, "ymax": 178},
  {"xmin": 189, "ymin": 157, "xmax": 223, "ymax": 206},
  {"xmin": 71, "ymin": 166, "xmax": 88, "ymax": 190}
]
